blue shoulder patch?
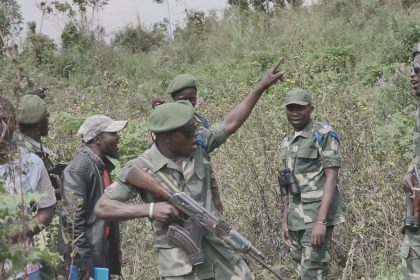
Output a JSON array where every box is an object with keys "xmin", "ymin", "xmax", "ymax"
[
  {"xmin": 195, "ymin": 114, "xmax": 210, "ymax": 129},
  {"xmin": 195, "ymin": 134, "xmax": 208, "ymax": 151},
  {"xmin": 313, "ymin": 124, "xmax": 340, "ymax": 145},
  {"xmin": 314, "ymin": 130, "xmax": 323, "ymax": 146}
]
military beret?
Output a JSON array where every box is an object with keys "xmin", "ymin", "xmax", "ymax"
[
  {"xmin": 413, "ymin": 41, "xmax": 420, "ymax": 59},
  {"xmin": 18, "ymin": 94, "xmax": 48, "ymax": 125},
  {"xmin": 166, "ymin": 74, "xmax": 197, "ymax": 95},
  {"xmin": 284, "ymin": 88, "xmax": 312, "ymax": 107},
  {"xmin": 148, "ymin": 100, "xmax": 194, "ymax": 133}
]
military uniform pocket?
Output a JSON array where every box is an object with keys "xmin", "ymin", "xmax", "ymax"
[
  {"xmin": 296, "ymin": 147, "xmax": 320, "ymax": 173},
  {"xmin": 401, "ymin": 243, "xmax": 410, "ymax": 259},
  {"xmin": 303, "ymin": 246, "xmax": 330, "ymax": 263},
  {"xmin": 301, "ymin": 201, "xmax": 321, "ymax": 224},
  {"xmin": 157, "ymin": 247, "xmax": 193, "ymax": 277}
]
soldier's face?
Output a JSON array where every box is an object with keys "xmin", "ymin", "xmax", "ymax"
[
  {"xmin": 411, "ymin": 55, "xmax": 420, "ymax": 96},
  {"xmin": 168, "ymin": 119, "xmax": 197, "ymax": 157},
  {"xmin": 172, "ymin": 88, "xmax": 198, "ymax": 107},
  {"xmin": 286, "ymin": 104, "xmax": 313, "ymax": 131},
  {"xmin": 39, "ymin": 113, "xmax": 49, "ymax": 137}
]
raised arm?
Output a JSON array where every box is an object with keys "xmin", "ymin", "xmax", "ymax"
[{"xmin": 223, "ymin": 58, "xmax": 285, "ymax": 136}]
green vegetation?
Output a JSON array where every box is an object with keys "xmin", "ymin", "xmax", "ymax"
[{"xmin": 1, "ymin": 0, "xmax": 420, "ymax": 278}]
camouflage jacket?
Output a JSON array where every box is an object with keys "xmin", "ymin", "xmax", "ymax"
[
  {"xmin": 406, "ymin": 106, "xmax": 420, "ymax": 175},
  {"xmin": 105, "ymin": 124, "xmax": 246, "ymax": 279},
  {"xmin": 279, "ymin": 119, "xmax": 346, "ymax": 230}
]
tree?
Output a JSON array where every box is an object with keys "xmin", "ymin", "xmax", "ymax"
[
  {"xmin": 43, "ymin": 0, "xmax": 109, "ymax": 46},
  {"xmin": 228, "ymin": 0, "xmax": 300, "ymax": 13},
  {"xmin": 0, "ymin": 0, "xmax": 23, "ymax": 48},
  {"xmin": 112, "ymin": 23, "xmax": 166, "ymax": 53}
]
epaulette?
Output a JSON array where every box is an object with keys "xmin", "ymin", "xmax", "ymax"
[
  {"xmin": 313, "ymin": 123, "xmax": 340, "ymax": 146},
  {"xmin": 195, "ymin": 114, "xmax": 210, "ymax": 129},
  {"xmin": 195, "ymin": 134, "xmax": 208, "ymax": 151}
]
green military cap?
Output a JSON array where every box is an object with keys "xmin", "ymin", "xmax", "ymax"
[
  {"xmin": 18, "ymin": 94, "xmax": 48, "ymax": 125},
  {"xmin": 166, "ymin": 74, "xmax": 197, "ymax": 95},
  {"xmin": 284, "ymin": 88, "xmax": 312, "ymax": 107},
  {"xmin": 413, "ymin": 41, "xmax": 420, "ymax": 59},
  {"xmin": 148, "ymin": 100, "xmax": 194, "ymax": 133}
]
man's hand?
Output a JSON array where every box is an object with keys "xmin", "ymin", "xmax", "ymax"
[
  {"xmin": 281, "ymin": 219, "xmax": 289, "ymax": 246},
  {"xmin": 311, "ymin": 223, "xmax": 327, "ymax": 248},
  {"xmin": 259, "ymin": 58, "xmax": 285, "ymax": 90},
  {"xmin": 403, "ymin": 174, "xmax": 415, "ymax": 193},
  {"xmin": 152, "ymin": 202, "xmax": 179, "ymax": 222}
]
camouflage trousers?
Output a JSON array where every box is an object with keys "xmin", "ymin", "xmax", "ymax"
[
  {"xmin": 401, "ymin": 229, "xmax": 420, "ymax": 280},
  {"xmin": 288, "ymin": 226, "xmax": 334, "ymax": 280},
  {"xmin": 160, "ymin": 257, "xmax": 252, "ymax": 280},
  {"xmin": 159, "ymin": 237, "xmax": 253, "ymax": 280}
]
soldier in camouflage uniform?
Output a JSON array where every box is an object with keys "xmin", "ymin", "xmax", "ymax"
[
  {"xmin": 279, "ymin": 88, "xmax": 345, "ymax": 280},
  {"xmin": 402, "ymin": 41, "xmax": 420, "ymax": 280},
  {"xmin": 166, "ymin": 74, "xmax": 223, "ymax": 213},
  {"xmin": 94, "ymin": 59, "xmax": 284, "ymax": 279}
]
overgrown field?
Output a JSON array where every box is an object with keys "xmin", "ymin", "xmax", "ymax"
[{"xmin": 2, "ymin": 0, "xmax": 420, "ymax": 279}]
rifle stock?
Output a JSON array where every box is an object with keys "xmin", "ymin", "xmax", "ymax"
[{"xmin": 125, "ymin": 166, "xmax": 172, "ymax": 200}]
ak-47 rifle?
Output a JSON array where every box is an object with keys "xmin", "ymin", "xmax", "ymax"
[{"xmin": 125, "ymin": 163, "xmax": 283, "ymax": 280}]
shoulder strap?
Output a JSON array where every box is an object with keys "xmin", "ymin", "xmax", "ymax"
[{"xmin": 137, "ymin": 156, "xmax": 181, "ymax": 193}]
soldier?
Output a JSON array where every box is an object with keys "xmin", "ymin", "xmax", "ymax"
[
  {"xmin": 94, "ymin": 59, "xmax": 284, "ymax": 279},
  {"xmin": 401, "ymin": 41, "xmax": 420, "ymax": 280},
  {"xmin": 0, "ymin": 96, "xmax": 56, "ymax": 280},
  {"xmin": 17, "ymin": 94, "xmax": 64, "ymax": 198},
  {"xmin": 166, "ymin": 73, "xmax": 223, "ymax": 213},
  {"xmin": 279, "ymin": 88, "xmax": 345, "ymax": 280}
]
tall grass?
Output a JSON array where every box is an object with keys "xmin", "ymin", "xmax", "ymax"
[{"xmin": 1, "ymin": 0, "xmax": 420, "ymax": 278}]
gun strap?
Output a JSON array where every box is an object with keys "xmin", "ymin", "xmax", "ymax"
[
  {"xmin": 137, "ymin": 156, "xmax": 181, "ymax": 193},
  {"xmin": 138, "ymin": 156, "xmax": 213, "ymax": 212}
]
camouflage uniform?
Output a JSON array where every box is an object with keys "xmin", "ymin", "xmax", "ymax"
[
  {"xmin": 195, "ymin": 113, "xmax": 222, "ymax": 208},
  {"xmin": 401, "ymin": 106, "xmax": 420, "ymax": 280},
  {"xmin": 279, "ymin": 119, "xmax": 345, "ymax": 280},
  {"xmin": 104, "ymin": 123, "xmax": 253, "ymax": 280}
]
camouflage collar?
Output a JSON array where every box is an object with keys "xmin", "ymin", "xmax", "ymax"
[{"xmin": 292, "ymin": 119, "xmax": 314, "ymax": 139}]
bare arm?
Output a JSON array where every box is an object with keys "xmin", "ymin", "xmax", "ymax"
[
  {"xmin": 95, "ymin": 194, "xmax": 179, "ymax": 222},
  {"xmin": 28, "ymin": 205, "xmax": 55, "ymax": 236},
  {"xmin": 95, "ymin": 194, "xmax": 149, "ymax": 221},
  {"xmin": 280, "ymin": 201, "xmax": 289, "ymax": 246},
  {"xmin": 311, "ymin": 167, "xmax": 338, "ymax": 247},
  {"xmin": 223, "ymin": 58, "xmax": 285, "ymax": 135}
]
